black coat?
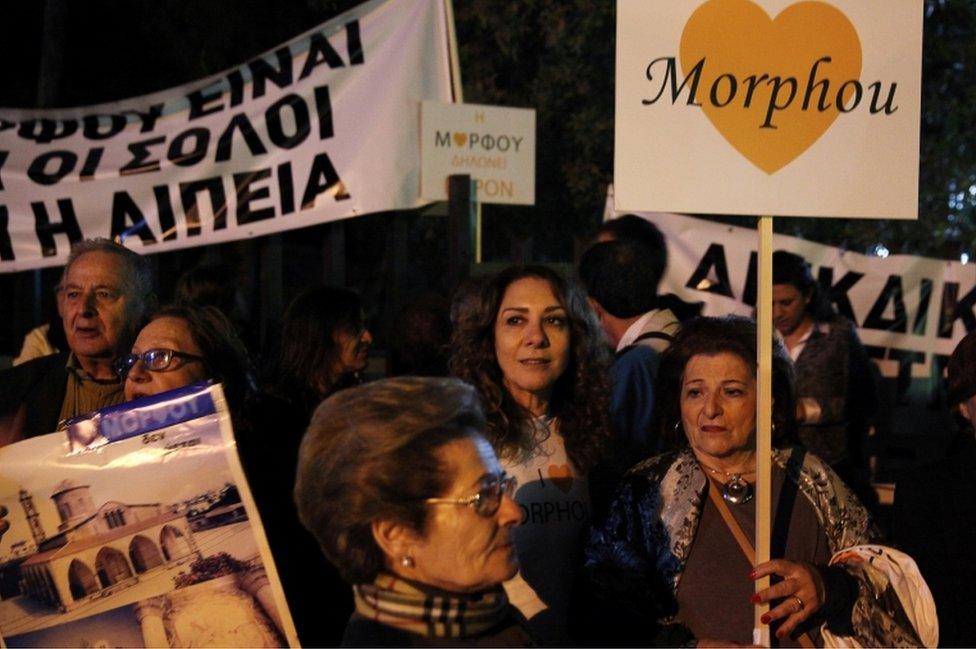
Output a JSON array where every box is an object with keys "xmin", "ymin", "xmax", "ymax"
[
  {"xmin": 0, "ymin": 353, "xmax": 69, "ymax": 441},
  {"xmin": 892, "ymin": 436, "xmax": 976, "ymax": 647},
  {"xmin": 236, "ymin": 390, "xmax": 353, "ymax": 647}
]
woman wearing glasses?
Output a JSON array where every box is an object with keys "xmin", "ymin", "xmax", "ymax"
[
  {"xmin": 449, "ymin": 265, "xmax": 611, "ymax": 644},
  {"xmin": 119, "ymin": 304, "xmax": 253, "ymax": 410},
  {"xmin": 294, "ymin": 377, "xmax": 532, "ymax": 647}
]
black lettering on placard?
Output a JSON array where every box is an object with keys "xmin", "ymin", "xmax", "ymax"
[
  {"xmin": 299, "ymin": 32, "xmax": 346, "ymax": 80},
  {"xmin": 234, "ymin": 169, "xmax": 275, "ymax": 226},
  {"xmin": 802, "ymin": 57, "xmax": 833, "ymax": 111},
  {"xmin": 315, "ymin": 85, "xmax": 335, "ymax": 139},
  {"xmin": 188, "ymin": 82, "xmax": 224, "ymax": 120},
  {"xmin": 266, "ymin": 95, "xmax": 311, "ymax": 149},
  {"xmin": 302, "ymin": 151, "xmax": 350, "ymax": 207},
  {"xmin": 836, "ymin": 80, "xmax": 863, "ymax": 113},
  {"xmin": 32, "ymin": 198, "xmax": 83, "ymax": 257},
  {"xmin": 641, "ymin": 55, "xmax": 898, "ymax": 128},
  {"xmin": 816, "ymin": 267, "xmax": 862, "ymax": 323},
  {"xmin": 79, "ymin": 147, "xmax": 104, "ymax": 181},
  {"xmin": 685, "ymin": 243, "xmax": 735, "ymax": 298},
  {"xmin": 179, "ymin": 177, "xmax": 227, "ymax": 236},
  {"xmin": 215, "ymin": 114, "xmax": 268, "ymax": 162},
  {"xmin": 121, "ymin": 136, "xmax": 166, "ymax": 176},
  {"xmin": 168, "ymin": 128, "xmax": 210, "ymax": 167},
  {"xmin": 278, "ymin": 162, "xmax": 295, "ymax": 216},
  {"xmin": 761, "ymin": 77, "xmax": 798, "ymax": 129},
  {"xmin": 124, "ymin": 103, "xmax": 164, "ymax": 133},
  {"xmin": 742, "ymin": 250, "xmax": 758, "ymax": 307},
  {"xmin": 641, "ymin": 56, "xmax": 704, "ymax": 106},
  {"xmin": 869, "ymin": 81, "xmax": 898, "ymax": 115},
  {"xmin": 110, "ymin": 191, "xmax": 157, "ymax": 244},
  {"xmin": 710, "ymin": 73, "xmax": 738, "ymax": 107},
  {"xmin": 0, "ymin": 150, "xmax": 7, "ymax": 190},
  {"xmin": 346, "ymin": 20, "xmax": 364, "ymax": 64},
  {"xmin": 154, "ymin": 185, "xmax": 178, "ymax": 242},
  {"xmin": 28, "ymin": 151, "xmax": 77, "ymax": 186},
  {"xmin": 863, "ymin": 275, "xmax": 907, "ymax": 332},
  {"xmin": 742, "ymin": 73, "xmax": 771, "ymax": 107},
  {"xmin": 937, "ymin": 282, "xmax": 976, "ymax": 338},
  {"xmin": 250, "ymin": 47, "xmax": 293, "ymax": 100},
  {"xmin": 0, "ymin": 206, "xmax": 14, "ymax": 261},
  {"xmin": 83, "ymin": 114, "xmax": 126, "ymax": 140},
  {"xmin": 18, "ymin": 118, "xmax": 78, "ymax": 144},
  {"xmin": 914, "ymin": 278, "xmax": 933, "ymax": 335},
  {"xmin": 0, "ymin": 118, "xmax": 15, "ymax": 133}
]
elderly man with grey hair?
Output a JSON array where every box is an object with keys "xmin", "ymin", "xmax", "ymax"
[{"xmin": 0, "ymin": 238, "xmax": 153, "ymax": 444}]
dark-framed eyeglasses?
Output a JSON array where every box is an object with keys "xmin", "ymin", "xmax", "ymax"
[
  {"xmin": 425, "ymin": 473, "xmax": 517, "ymax": 517},
  {"xmin": 114, "ymin": 349, "xmax": 205, "ymax": 379}
]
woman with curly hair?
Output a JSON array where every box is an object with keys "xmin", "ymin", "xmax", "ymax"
[{"xmin": 450, "ymin": 264, "xmax": 611, "ymax": 644}]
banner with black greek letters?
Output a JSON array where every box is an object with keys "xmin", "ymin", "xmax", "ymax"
[
  {"xmin": 615, "ymin": 0, "xmax": 922, "ymax": 219},
  {"xmin": 605, "ymin": 191, "xmax": 976, "ymax": 379},
  {"xmin": 0, "ymin": 0, "xmax": 456, "ymax": 272}
]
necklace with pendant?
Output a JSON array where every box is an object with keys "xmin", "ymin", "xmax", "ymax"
[{"xmin": 702, "ymin": 464, "xmax": 756, "ymax": 505}]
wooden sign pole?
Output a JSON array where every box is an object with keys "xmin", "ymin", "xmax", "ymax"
[{"xmin": 754, "ymin": 215, "xmax": 774, "ymax": 646}]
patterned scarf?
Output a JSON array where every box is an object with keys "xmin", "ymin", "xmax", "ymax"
[{"xmin": 353, "ymin": 573, "xmax": 510, "ymax": 639}]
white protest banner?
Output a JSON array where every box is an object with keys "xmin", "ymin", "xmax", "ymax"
[
  {"xmin": 605, "ymin": 200, "xmax": 976, "ymax": 378},
  {"xmin": 614, "ymin": 0, "xmax": 923, "ymax": 219},
  {"xmin": 0, "ymin": 383, "xmax": 298, "ymax": 647},
  {"xmin": 420, "ymin": 101, "xmax": 536, "ymax": 205},
  {"xmin": 0, "ymin": 0, "xmax": 456, "ymax": 272}
]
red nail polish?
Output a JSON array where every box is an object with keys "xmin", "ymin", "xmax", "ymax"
[
  {"xmin": 775, "ymin": 629, "xmax": 785, "ymax": 639},
  {"xmin": 750, "ymin": 594, "xmax": 761, "ymax": 604},
  {"xmin": 761, "ymin": 614, "xmax": 771, "ymax": 625},
  {"xmin": 749, "ymin": 569, "xmax": 757, "ymax": 579}
]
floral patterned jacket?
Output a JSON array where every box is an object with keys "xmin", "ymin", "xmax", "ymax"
[{"xmin": 583, "ymin": 448, "xmax": 924, "ymax": 647}]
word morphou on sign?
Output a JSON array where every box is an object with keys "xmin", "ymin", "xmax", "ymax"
[
  {"xmin": 420, "ymin": 101, "xmax": 536, "ymax": 205},
  {"xmin": 614, "ymin": 0, "xmax": 923, "ymax": 218},
  {"xmin": 0, "ymin": 0, "xmax": 456, "ymax": 271}
]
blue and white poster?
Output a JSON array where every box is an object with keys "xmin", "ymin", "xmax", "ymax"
[{"xmin": 0, "ymin": 383, "xmax": 297, "ymax": 647}]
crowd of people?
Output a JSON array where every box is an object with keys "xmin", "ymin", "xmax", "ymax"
[{"xmin": 0, "ymin": 217, "xmax": 966, "ymax": 647}]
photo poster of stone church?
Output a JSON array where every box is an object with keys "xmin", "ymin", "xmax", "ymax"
[{"xmin": 0, "ymin": 383, "xmax": 299, "ymax": 647}]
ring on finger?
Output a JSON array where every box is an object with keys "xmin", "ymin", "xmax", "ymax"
[{"xmin": 792, "ymin": 595, "xmax": 804, "ymax": 612}]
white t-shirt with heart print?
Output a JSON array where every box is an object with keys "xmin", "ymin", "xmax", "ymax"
[{"xmin": 501, "ymin": 417, "xmax": 590, "ymax": 645}]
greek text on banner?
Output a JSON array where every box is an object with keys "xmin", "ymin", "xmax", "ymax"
[{"xmin": 0, "ymin": 0, "xmax": 455, "ymax": 272}]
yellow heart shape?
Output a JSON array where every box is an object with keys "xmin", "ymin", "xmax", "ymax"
[
  {"xmin": 453, "ymin": 132, "xmax": 468, "ymax": 147},
  {"xmin": 680, "ymin": 0, "xmax": 862, "ymax": 174}
]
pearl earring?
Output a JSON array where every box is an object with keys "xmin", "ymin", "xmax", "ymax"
[{"xmin": 400, "ymin": 555, "xmax": 414, "ymax": 568}]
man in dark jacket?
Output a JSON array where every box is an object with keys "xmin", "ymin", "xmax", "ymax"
[
  {"xmin": 0, "ymin": 239, "xmax": 153, "ymax": 444},
  {"xmin": 579, "ymin": 239, "xmax": 680, "ymax": 473}
]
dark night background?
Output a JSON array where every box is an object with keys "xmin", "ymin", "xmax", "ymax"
[{"xmin": 0, "ymin": 0, "xmax": 973, "ymax": 367}]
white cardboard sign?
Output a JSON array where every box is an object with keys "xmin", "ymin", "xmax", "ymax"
[
  {"xmin": 420, "ymin": 101, "xmax": 536, "ymax": 205},
  {"xmin": 614, "ymin": 0, "xmax": 923, "ymax": 219}
]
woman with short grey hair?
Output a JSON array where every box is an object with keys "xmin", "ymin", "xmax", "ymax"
[{"xmin": 294, "ymin": 376, "xmax": 533, "ymax": 647}]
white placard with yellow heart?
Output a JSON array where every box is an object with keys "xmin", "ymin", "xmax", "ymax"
[{"xmin": 614, "ymin": 0, "xmax": 923, "ymax": 220}]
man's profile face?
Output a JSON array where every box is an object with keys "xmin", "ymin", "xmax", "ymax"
[{"xmin": 60, "ymin": 251, "xmax": 137, "ymax": 362}]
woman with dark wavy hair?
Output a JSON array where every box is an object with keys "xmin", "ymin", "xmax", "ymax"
[{"xmin": 450, "ymin": 264, "xmax": 611, "ymax": 644}]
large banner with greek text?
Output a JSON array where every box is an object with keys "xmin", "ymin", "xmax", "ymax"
[
  {"xmin": 615, "ymin": 0, "xmax": 923, "ymax": 219},
  {"xmin": 604, "ymin": 199, "xmax": 976, "ymax": 379},
  {"xmin": 0, "ymin": 383, "xmax": 298, "ymax": 647},
  {"xmin": 0, "ymin": 0, "xmax": 456, "ymax": 272}
]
